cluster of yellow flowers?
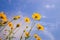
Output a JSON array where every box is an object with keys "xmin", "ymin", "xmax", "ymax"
[
  {"xmin": 0, "ymin": 12, "xmax": 7, "ymax": 26},
  {"xmin": 0, "ymin": 12, "xmax": 44, "ymax": 40}
]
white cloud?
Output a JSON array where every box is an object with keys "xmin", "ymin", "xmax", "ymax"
[
  {"xmin": 42, "ymin": 15, "xmax": 47, "ymax": 18},
  {"xmin": 45, "ymin": 4, "xmax": 55, "ymax": 9}
]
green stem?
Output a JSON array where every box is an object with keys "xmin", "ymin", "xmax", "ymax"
[
  {"xmin": 12, "ymin": 18, "xmax": 23, "ymax": 34},
  {"xmin": 5, "ymin": 29, "xmax": 13, "ymax": 40},
  {"xmin": 20, "ymin": 28, "xmax": 27, "ymax": 40},
  {"xmin": 29, "ymin": 21, "xmax": 35, "ymax": 33},
  {"xmin": 25, "ymin": 21, "xmax": 36, "ymax": 40}
]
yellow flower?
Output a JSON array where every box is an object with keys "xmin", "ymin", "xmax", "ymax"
[
  {"xmin": 25, "ymin": 32, "xmax": 30, "ymax": 38},
  {"xmin": 32, "ymin": 12, "xmax": 41, "ymax": 20},
  {"xmin": 0, "ymin": 12, "xmax": 7, "ymax": 26},
  {"xmin": 36, "ymin": 37, "xmax": 42, "ymax": 40},
  {"xmin": 24, "ymin": 17, "xmax": 30, "ymax": 23},
  {"xmin": 0, "ymin": 12, "xmax": 7, "ymax": 21},
  {"xmin": 34, "ymin": 34, "xmax": 42, "ymax": 40},
  {"xmin": 13, "ymin": 16, "xmax": 20, "ymax": 20},
  {"xmin": 0, "ymin": 21, "xmax": 7, "ymax": 26},
  {"xmin": 16, "ymin": 24, "xmax": 20, "ymax": 28},
  {"xmin": 37, "ymin": 24, "xmax": 44, "ymax": 31},
  {"xmin": 8, "ymin": 22, "xmax": 14, "ymax": 29},
  {"xmin": 34, "ymin": 34, "xmax": 39, "ymax": 38}
]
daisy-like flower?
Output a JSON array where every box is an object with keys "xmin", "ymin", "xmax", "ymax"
[
  {"xmin": 0, "ymin": 12, "xmax": 7, "ymax": 21},
  {"xmin": 0, "ymin": 12, "xmax": 7, "ymax": 26},
  {"xmin": 32, "ymin": 12, "xmax": 41, "ymax": 21},
  {"xmin": 8, "ymin": 22, "xmax": 14, "ymax": 29},
  {"xmin": 24, "ymin": 17, "xmax": 30, "ymax": 23},
  {"xmin": 25, "ymin": 32, "xmax": 30, "ymax": 38},
  {"xmin": 34, "ymin": 34, "xmax": 39, "ymax": 39},
  {"xmin": 16, "ymin": 24, "xmax": 20, "ymax": 28},
  {"xmin": 36, "ymin": 37, "xmax": 41, "ymax": 40},
  {"xmin": 34, "ymin": 34, "xmax": 41, "ymax": 40},
  {"xmin": 37, "ymin": 24, "xmax": 44, "ymax": 31},
  {"xmin": 13, "ymin": 16, "xmax": 20, "ymax": 20}
]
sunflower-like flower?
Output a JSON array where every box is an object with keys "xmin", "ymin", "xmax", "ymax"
[
  {"xmin": 0, "ymin": 12, "xmax": 7, "ymax": 26},
  {"xmin": 13, "ymin": 16, "xmax": 20, "ymax": 20},
  {"xmin": 24, "ymin": 17, "xmax": 30, "ymax": 23},
  {"xmin": 36, "ymin": 37, "xmax": 41, "ymax": 40},
  {"xmin": 34, "ymin": 34, "xmax": 39, "ymax": 38},
  {"xmin": 0, "ymin": 12, "xmax": 7, "ymax": 21},
  {"xmin": 37, "ymin": 24, "xmax": 44, "ymax": 31},
  {"xmin": 16, "ymin": 24, "xmax": 20, "ymax": 28},
  {"xmin": 25, "ymin": 32, "xmax": 30, "ymax": 38},
  {"xmin": 8, "ymin": 22, "xmax": 14, "ymax": 29},
  {"xmin": 32, "ymin": 12, "xmax": 41, "ymax": 20},
  {"xmin": 34, "ymin": 34, "xmax": 41, "ymax": 40}
]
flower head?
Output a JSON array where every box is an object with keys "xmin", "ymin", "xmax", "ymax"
[
  {"xmin": 0, "ymin": 12, "xmax": 7, "ymax": 26},
  {"xmin": 16, "ymin": 24, "xmax": 20, "ymax": 28},
  {"xmin": 36, "ymin": 37, "xmax": 41, "ymax": 40},
  {"xmin": 13, "ymin": 16, "xmax": 20, "ymax": 20},
  {"xmin": 37, "ymin": 24, "xmax": 44, "ymax": 31},
  {"xmin": 24, "ymin": 17, "xmax": 30, "ymax": 23},
  {"xmin": 32, "ymin": 12, "xmax": 41, "ymax": 20},
  {"xmin": 34, "ymin": 34, "xmax": 39, "ymax": 38},
  {"xmin": 34, "ymin": 34, "xmax": 41, "ymax": 40},
  {"xmin": 8, "ymin": 22, "xmax": 14, "ymax": 29},
  {"xmin": 0, "ymin": 12, "xmax": 7, "ymax": 21},
  {"xmin": 25, "ymin": 32, "xmax": 30, "ymax": 38}
]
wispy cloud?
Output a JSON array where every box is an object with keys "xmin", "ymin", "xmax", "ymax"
[
  {"xmin": 45, "ymin": 4, "xmax": 55, "ymax": 9},
  {"xmin": 43, "ymin": 30, "xmax": 55, "ymax": 40},
  {"xmin": 42, "ymin": 15, "xmax": 47, "ymax": 18}
]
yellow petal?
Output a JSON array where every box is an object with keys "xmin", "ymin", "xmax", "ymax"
[
  {"xmin": 37, "ymin": 24, "xmax": 44, "ymax": 31},
  {"xmin": 25, "ymin": 32, "xmax": 30, "ymax": 37},
  {"xmin": 34, "ymin": 34, "xmax": 39, "ymax": 38},
  {"xmin": 0, "ymin": 12, "xmax": 7, "ymax": 21},
  {"xmin": 8, "ymin": 22, "xmax": 14, "ymax": 29},
  {"xmin": 32, "ymin": 12, "xmax": 41, "ymax": 20},
  {"xmin": 13, "ymin": 16, "xmax": 20, "ymax": 20},
  {"xmin": 36, "ymin": 37, "xmax": 42, "ymax": 40},
  {"xmin": 24, "ymin": 17, "xmax": 30, "ymax": 23}
]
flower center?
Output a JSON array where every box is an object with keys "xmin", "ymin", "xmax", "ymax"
[
  {"xmin": 38, "ymin": 27, "xmax": 41, "ymax": 29},
  {"xmin": 35, "ymin": 16, "xmax": 38, "ymax": 18},
  {"xmin": 0, "ymin": 16, "xmax": 3, "ymax": 19},
  {"xmin": 35, "ymin": 36, "xmax": 37, "ymax": 38},
  {"xmin": 26, "ymin": 19, "xmax": 28, "ymax": 22}
]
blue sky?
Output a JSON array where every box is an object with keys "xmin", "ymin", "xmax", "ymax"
[{"xmin": 0, "ymin": 0, "xmax": 60, "ymax": 40}]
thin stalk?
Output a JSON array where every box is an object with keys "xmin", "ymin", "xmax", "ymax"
[
  {"xmin": 0, "ymin": 19, "xmax": 13, "ymax": 32},
  {"xmin": 25, "ymin": 21, "xmax": 36, "ymax": 40},
  {"xmin": 20, "ymin": 28, "xmax": 27, "ymax": 40}
]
